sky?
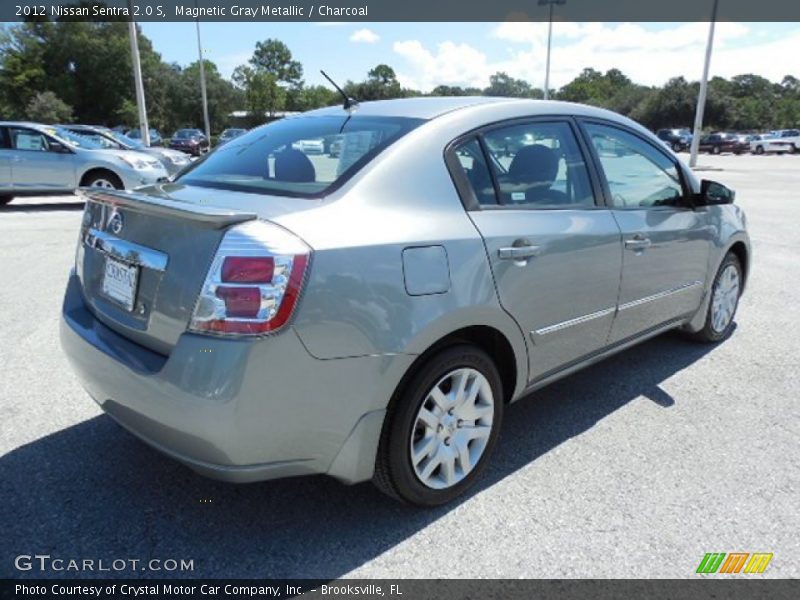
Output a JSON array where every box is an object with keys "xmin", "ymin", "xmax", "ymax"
[{"xmin": 139, "ymin": 22, "xmax": 800, "ymax": 91}]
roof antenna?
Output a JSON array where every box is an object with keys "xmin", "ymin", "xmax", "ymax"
[{"xmin": 321, "ymin": 70, "xmax": 358, "ymax": 112}]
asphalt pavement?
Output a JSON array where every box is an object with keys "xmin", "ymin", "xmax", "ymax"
[{"xmin": 1, "ymin": 154, "xmax": 798, "ymax": 579}]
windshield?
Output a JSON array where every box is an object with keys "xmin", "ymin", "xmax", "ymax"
[
  {"xmin": 177, "ymin": 115, "xmax": 424, "ymax": 198},
  {"xmin": 175, "ymin": 130, "xmax": 201, "ymax": 139},
  {"xmin": 109, "ymin": 131, "xmax": 145, "ymax": 149},
  {"xmin": 45, "ymin": 127, "xmax": 104, "ymax": 149}
]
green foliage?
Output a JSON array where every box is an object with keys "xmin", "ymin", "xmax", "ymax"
[
  {"xmin": 25, "ymin": 90, "xmax": 73, "ymax": 123},
  {"xmin": 1, "ymin": 20, "xmax": 798, "ymax": 136}
]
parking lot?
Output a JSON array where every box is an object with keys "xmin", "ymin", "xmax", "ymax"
[{"xmin": 0, "ymin": 153, "xmax": 798, "ymax": 579}]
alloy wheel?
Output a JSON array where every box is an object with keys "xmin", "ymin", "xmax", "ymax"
[{"xmin": 711, "ymin": 264, "xmax": 740, "ymax": 333}]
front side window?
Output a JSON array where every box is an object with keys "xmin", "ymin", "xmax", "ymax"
[
  {"xmin": 178, "ymin": 115, "xmax": 424, "ymax": 198},
  {"xmin": 9, "ymin": 127, "xmax": 50, "ymax": 152},
  {"xmin": 585, "ymin": 123, "xmax": 684, "ymax": 209},
  {"xmin": 480, "ymin": 121, "xmax": 595, "ymax": 207}
]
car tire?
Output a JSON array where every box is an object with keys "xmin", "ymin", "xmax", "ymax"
[
  {"xmin": 689, "ymin": 252, "xmax": 742, "ymax": 344},
  {"xmin": 83, "ymin": 171, "xmax": 124, "ymax": 190},
  {"xmin": 754, "ymin": 145, "xmax": 765, "ymax": 155},
  {"xmin": 0, "ymin": 195, "xmax": 13, "ymax": 206},
  {"xmin": 712, "ymin": 145, "xmax": 721, "ymax": 155},
  {"xmin": 373, "ymin": 344, "xmax": 504, "ymax": 506},
  {"xmin": 672, "ymin": 142, "xmax": 682, "ymax": 152}
]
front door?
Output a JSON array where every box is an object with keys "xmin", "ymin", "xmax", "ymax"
[
  {"xmin": 581, "ymin": 121, "xmax": 712, "ymax": 343},
  {"xmin": 7, "ymin": 126, "xmax": 76, "ymax": 192},
  {"xmin": 450, "ymin": 119, "xmax": 623, "ymax": 382}
]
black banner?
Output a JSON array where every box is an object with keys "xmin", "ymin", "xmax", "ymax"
[
  {"xmin": 3, "ymin": 0, "xmax": 800, "ymax": 23},
  {"xmin": 2, "ymin": 579, "xmax": 800, "ymax": 600}
]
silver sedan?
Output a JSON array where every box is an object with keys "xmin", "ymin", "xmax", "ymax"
[
  {"xmin": 60, "ymin": 98, "xmax": 750, "ymax": 505},
  {"xmin": 0, "ymin": 122, "xmax": 168, "ymax": 205}
]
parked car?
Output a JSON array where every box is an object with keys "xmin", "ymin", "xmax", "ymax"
[
  {"xmin": 750, "ymin": 133, "xmax": 795, "ymax": 155},
  {"xmin": 767, "ymin": 129, "xmax": 800, "ymax": 153},
  {"xmin": 60, "ymin": 124, "xmax": 193, "ymax": 176},
  {"xmin": 328, "ymin": 135, "xmax": 343, "ymax": 157},
  {"xmin": 61, "ymin": 98, "xmax": 750, "ymax": 505},
  {"xmin": 698, "ymin": 132, "xmax": 745, "ymax": 154},
  {"xmin": 292, "ymin": 138, "xmax": 325, "ymax": 154},
  {"xmin": 656, "ymin": 128, "xmax": 692, "ymax": 152},
  {"xmin": 169, "ymin": 128, "xmax": 210, "ymax": 156},
  {"xmin": 217, "ymin": 128, "xmax": 247, "ymax": 147},
  {"xmin": 126, "ymin": 127, "xmax": 163, "ymax": 147},
  {"xmin": 0, "ymin": 121, "xmax": 168, "ymax": 205}
]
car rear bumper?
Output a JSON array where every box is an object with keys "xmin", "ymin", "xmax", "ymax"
[
  {"xmin": 60, "ymin": 271, "xmax": 410, "ymax": 484},
  {"xmin": 120, "ymin": 167, "xmax": 169, "ymax": 190}
]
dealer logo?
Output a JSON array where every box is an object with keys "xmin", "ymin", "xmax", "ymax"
[{"xmin": 107, "ymin": 210, "xmax": 124, "ymax": 235}]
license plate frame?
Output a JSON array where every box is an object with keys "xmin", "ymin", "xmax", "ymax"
[{"xmin": 101, "ymin": 256, "xmax": 139, "ymax": 312}]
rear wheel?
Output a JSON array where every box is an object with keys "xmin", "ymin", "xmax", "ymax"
[
  {"xmin": 373, "ymin": 344, "xmax": 504, "ymax": 506},
  {"xmin": 689, "ymin": 252, "xmax": 742, "ymax": 343},
  {"xmin": 672, "ymin": 142, "xmax": 682, "ymax": 152},
  {"xmin": 712, "ymin": 145, "xmax": 721, "ymax": 155},
  {"xmin": 0, "ymin": 195, "xmax": 13, "ymax": 206}
]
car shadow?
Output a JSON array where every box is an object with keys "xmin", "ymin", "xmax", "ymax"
[
  {"xmin": 0, "ymin": 331, "xmax": 718, "ymax": 579},
  {"xmin": 1, "ymin": 201, "xmax": 84, "ymax": 212}
]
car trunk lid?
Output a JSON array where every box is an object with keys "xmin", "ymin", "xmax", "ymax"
[{"xmin": 76, "ymin": 184, "xmax": 318, "ymax": 355}]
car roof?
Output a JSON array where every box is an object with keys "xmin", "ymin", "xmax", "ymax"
[{"xmin": 301, "ymin": 96, "xmax": 650, "ymax": 126}]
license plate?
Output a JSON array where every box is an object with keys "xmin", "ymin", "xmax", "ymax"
[{"xmin": 102, "ymin": 257, "xmax": 139, "ymax": 311}]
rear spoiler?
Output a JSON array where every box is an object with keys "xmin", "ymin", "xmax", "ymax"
[{"xmin": 80, "ymin": 188, "xmax": 257, "ymax": 229}]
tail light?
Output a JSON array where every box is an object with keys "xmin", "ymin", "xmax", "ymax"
[{"xmin": 189, "ymin": 220, "xmax": 311, "ymax": 336}]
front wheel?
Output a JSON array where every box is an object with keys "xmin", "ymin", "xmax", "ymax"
[
  {"xmin": 373, "ymin": 345, "xmax": 504, "ymax": 506},
  {"xmin": 689, "ymin": 252, "xmax": 742, "ymax": 343},
  {"xmin": 84, "ymin": 171, "xmax": 124, "ymax": 190},
  {"xmin": 712, "ymin": 145, "xmax": 721, "ymax": 155},
  {"xmin": 754, "ymin": 145, "xmax": 765, "ymax": 155}
]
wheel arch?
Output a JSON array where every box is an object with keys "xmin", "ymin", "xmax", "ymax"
[{"xmin": 79, "ymin": 167, "xmax": 124, "ymax": 189}]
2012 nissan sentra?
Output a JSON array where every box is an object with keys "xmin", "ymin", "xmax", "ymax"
[{"xmin": 60, "ymin": 97, "xmax": 750, "ymax": 506}]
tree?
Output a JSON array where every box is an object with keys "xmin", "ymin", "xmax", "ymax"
[
  {"xmin": 25, "ymin": 91, "xmax": 73, "ymax": 123},
  {"xmin": 249, "ymin": 39, "xmax": 303, "ymax": 87},
  {"xmin": 232, "ymin": 65, "xmax": 285, "ymax": 124},
  {"xmin": 484, "ymin": 72, "xmax": 539, "ymax": 98}
]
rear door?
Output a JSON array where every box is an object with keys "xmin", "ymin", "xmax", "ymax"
[
  {"xmin": 580, "ymin": 121, "xmax": 712, "ymax": 343},
  {"xmin": 449, "ymin": 118, "xmax": 623, "ymax": 382},
  {"xmin": 7, "ymin": 126, "xmax": 76, "ymax": 191}
]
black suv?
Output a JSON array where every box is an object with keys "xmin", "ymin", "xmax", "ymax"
[{"xmin": 656, "ymin": 128, "xmax": 692, "ymax": 152}]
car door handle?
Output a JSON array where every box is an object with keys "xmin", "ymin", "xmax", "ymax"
[
  {"xmin": 624, "ymin": 237, "xmax": 651, "ymax": 251},
  {"xmin": 498, "ymin": 245, "xmax": 541, "ymax": 260}
]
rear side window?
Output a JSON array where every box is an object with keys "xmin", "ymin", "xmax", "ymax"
[
  {"xmin": 179, "ymin": 115, "xmax": 424, "ymax": 198},
  {"xmin": 480, "ymin": 121, "xmax": 595, "ymax": 208},
  {"xmin": 452, "ymin": 138, "xmax": 497, "ymax": 206}
]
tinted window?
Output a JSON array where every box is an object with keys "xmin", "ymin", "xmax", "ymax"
[
  {"xmin": 178, "ymin": 115, "xmax": 423, "ymax": 198},
  {"xmin": 585, "ymin": 123, "xmax": 683, "ymax": 208},
  {"xmin": 452, "ymin": 138, "xmax": 496, "ymax": 206},
  {"xmin": 481, "ymin": 121, "xmax": 595, "ymax": 207}
]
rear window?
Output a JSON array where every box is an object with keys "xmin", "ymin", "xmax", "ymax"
[{"xmin": 177, "ymin": 114, "xmax": 424, "ymax": 198}]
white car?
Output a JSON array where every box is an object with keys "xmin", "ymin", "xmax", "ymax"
[
  {"xmin": 291, "ymin": 138, "xmax": 325, "ymax": 155},
  {"xmin": 750, "ymin": 130, "xmax": 799, "ymax": 155},
  {"xmin": 0, "ymin": 122, "xmax": 168, "ymax": 205}
]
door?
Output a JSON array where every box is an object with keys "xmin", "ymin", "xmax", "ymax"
[
  {"xmin": 7, "ymin": 126, "xmax": 77, "ymax": 192},
  {"xmin": 0, "ymin": 127, "xmax": 12, "ymax": 193},
  {"xmin": 581, "ymin": 121, "xmax": 712, "ymax": 343},
  {"xmin": 449, "ymin": 119, "xmax": 623, "ymax": 381}
]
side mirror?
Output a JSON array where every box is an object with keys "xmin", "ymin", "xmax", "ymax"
[
  {"xmin": 696, "ymin": 179, "xmax": 735, "ymax": 206},
  {"xmin": 49, "ymin": 140, "xmax": 71, "ymax": 154}
]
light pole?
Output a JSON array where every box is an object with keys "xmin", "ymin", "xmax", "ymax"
[
  {"xmin": 127, "ymin": 19, "xmax": 150, "ymax": 147},
  {"xmin": 689, "ymin": 0, "xmax": 720, "ymax": 168},
  {"xmin": 539, "ymin": 0, "xmax": 565, "ymax": 100},
  {"xmin": 195, "ymin": 1, "xmax": 211, "ymax": 144}
]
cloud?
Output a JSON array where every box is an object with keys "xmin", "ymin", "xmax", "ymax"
[
  {"xmin": 392, "ymin": 22, "xmax": 800, "ymax": 93},
  {"xmin": 350, "ymin": 28, "xmax": 380, "ymax": 43}
]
